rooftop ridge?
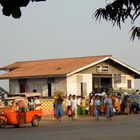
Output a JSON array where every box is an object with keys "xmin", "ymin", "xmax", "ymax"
[{"xmin": 14, "ymin": 55, "xmax": 112, "ymax": 63}]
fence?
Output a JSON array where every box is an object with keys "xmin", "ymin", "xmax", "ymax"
[{"xmin": 40, "ymin": 99, "xmax": 66, "ymax": 116}]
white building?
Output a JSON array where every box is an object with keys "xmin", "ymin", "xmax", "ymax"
[{"xmin": 0, "ymin": 55, "xmax": 139, "ymax": 97}]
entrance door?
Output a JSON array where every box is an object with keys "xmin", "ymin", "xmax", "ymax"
[
  {"xmin": 19, "ymin": 79, "xmax": 27, "ymax": 93},
  {"xmin": 92, "ymin": 76, "xmax": 112, "ymax": 93},
  {"xmin": 101, "ymin": 78, "xmax": 112, "ymax": 92},
  {"xmin": 48, "ymin": 83, "xmax": 52, "ymax": 97},
  {"xmin": 20, "ymin": 84, "xmax": 26, "ymax": 93}
]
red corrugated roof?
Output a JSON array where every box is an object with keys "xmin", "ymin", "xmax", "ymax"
[{"xmin": 0, "ymin": 55, "xmax": 111, "ymax": 79}]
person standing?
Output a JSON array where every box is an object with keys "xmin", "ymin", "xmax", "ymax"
[
  {"xmin": 121, "ymin": 95, "xmax": 127, "ymax": 114},
  {"xmin": 34, "ymin": 96, "xmax": 41, "ymax": 110},
  {"xmin": 54, "ymin": 95, "xmax": 63, "ymax": 121},
  {"xmin": 115, "ymin": 95, "xmax": 121, "ymax": 114},
  {"xmin": 66, "ymin": 95, "xmax": 72, "ymax": 118},
  {"xmin": 28, "ymin": 97, "xmax": 34, "ymax": 110},
  {"xmin": 125, "ymin": 95, "xmax": 131, "ymax": 114},
  {"xmin": 89, "ymin": 95, "xmax": 95, "ymax": 116},
  {"xmin": 104, "ymin": 93, "xmax": 113, "ymax": 120},
  {"xmin": 94, "ymin": 95, "xmax": 101, "ymax": 120},
  {"xmin": 81, "ymin": 97, "xmax": 86, "ymax": 116},
  {"xmin": 71, "ymin": 95, "xmax": 78, "ymax": 120},
  {"xmin": 77, "ymin": 97, "xmax": 81, "ymax": 116}
]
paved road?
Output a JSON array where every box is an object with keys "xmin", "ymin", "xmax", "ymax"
[{"xmin": 0, "ymin": 114, "xmax": 140, "ymax": 140}]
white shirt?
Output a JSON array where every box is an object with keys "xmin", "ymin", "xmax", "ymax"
[
  {"xmin": 77, "ymin": 98, "xmax": 81, "ymax": 106},
  {"xmin": 34, "ymin": 99, "xmax": 41, "ymax": 110},
  {"xmin": 66, "ymin": 99, "xmax": 71, "ymax": 107},
  {"xmin": 71, "ymin": 99, "xmax": 77, "ymax": 110}
]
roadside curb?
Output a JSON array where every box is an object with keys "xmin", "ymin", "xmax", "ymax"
[{"xmin": 41, "ymin": 114, "xmax": 140, "ymax": 122}]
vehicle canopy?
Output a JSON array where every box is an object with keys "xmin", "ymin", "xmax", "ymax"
[{"xmin": 0, "ymin": 96, "xmax": 26, "ymax": 109}]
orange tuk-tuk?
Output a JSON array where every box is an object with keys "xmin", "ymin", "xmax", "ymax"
[{"xmin": 0, "ymin": 96, "xmax": 42, "ymax": 128}]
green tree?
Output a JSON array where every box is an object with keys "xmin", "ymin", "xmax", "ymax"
[
  {"xmin": 0, "ymin": 0, "xmax": 46, "ymax": 18},
  {"xmin": 94, "ymin": 0, "xmax": 140, "ymax": 40}
]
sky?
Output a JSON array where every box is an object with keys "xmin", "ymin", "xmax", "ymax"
[{"xmin": 0, "ymin": 0, "xmax": 140, "ymax": 91}]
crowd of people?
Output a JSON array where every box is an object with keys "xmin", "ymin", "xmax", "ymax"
[
  {"xmin": 89, "ymin": 92, "xmax": 138, "ymax": 117},
  {"xmin": 65, "ymin": 93, "xmax": 114, "ymax": 121},
  {"xmin": 53, "ymin": 91, "xmax": 139, "ymax": 121}
]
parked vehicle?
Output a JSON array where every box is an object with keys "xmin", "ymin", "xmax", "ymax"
[
  {"xmin": 129, "ymin": 95, "xmax": 140, "ymax": 114},
  {"xmin": 0, "ymin": 96, "xmax": 42, "ymax": 128}
]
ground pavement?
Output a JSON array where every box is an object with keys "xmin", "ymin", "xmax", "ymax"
[{"xmin": 0, "ymin": 114, "xmax": 140, "ymax": 140}]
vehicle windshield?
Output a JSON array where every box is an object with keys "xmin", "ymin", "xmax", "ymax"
[{"xmin": 0, "ymin": 99, "xmax": 14, "ymax": 108}]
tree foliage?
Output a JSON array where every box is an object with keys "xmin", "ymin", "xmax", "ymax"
[
  {"xmin": 0, "ymin": 0, "xmax": 46, "ymax": 19},
  {"xmin": 94, "ymin": 0, "xmax": 140, "ymax": 40}
]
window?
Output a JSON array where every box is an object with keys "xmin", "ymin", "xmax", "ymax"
[
  {"xmin": 96, "ymin": 65, "xmax": 109, "ymax": 72},
  {"xmin": 127, "ymin": 80, "xmax": 132, "ymax": 89},
  {"xmin": 114, "ymin": 74, "xmax": 121, "ymax": 83}
]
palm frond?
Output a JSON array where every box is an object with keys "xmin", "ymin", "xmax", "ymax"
[{"xmin": 130, "ymin": 26, "xmax": 140, "ymax": 41}]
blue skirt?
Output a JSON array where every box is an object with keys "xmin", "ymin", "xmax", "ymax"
[{"xmin": 55, "ymin": 103, "xmax": 63, "ymax": 117}]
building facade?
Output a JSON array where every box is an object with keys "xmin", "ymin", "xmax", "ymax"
[{"xmin": 0, "ymin": 55, "xmax": 139, "ymax": 97}]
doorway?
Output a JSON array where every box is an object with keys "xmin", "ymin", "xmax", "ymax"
[
  {"xmin": 19, "ymin": 79, "xmax": 27, "ymax": 93},
  {"xmin": 101, "ymin": 78, "xmax": 112, "ymax": 92},
  {"xmin": 48, "ymin": 83, "xmax": 52, "ymax": 97},
  {"xmin": 19, "ymin": 84, "xmax": 26, "ymax": 93},
  {"xmin": 92, "ymin": 76, "xmax": 112, "ymax": 93}
]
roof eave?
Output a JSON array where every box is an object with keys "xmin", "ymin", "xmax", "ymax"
[
  {"xmin": 110, "ymin": 57, "xmax": 140, "ymax": 75},
  {"xmin": 0, "ymin": 74, "xmax": 66, "ymax": 80}
]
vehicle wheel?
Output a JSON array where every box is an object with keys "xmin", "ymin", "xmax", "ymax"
[
  {"xmin": 31, "ymin": 116, "xmax": 40, "ymax": 127},
  {"xmin": 0, "ymin": 119, "xmax": 7, "ymax": 128}
]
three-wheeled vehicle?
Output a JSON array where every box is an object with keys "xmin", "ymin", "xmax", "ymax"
[{"xmin": 0, "ymin": 96, "xmax": 42, "ymax": 128}]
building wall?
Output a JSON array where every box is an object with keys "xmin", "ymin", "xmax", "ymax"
[
  {"xmin": 78, "ymin": 62, "xmax": 135, "ymax": 90},
  {"xmin": 9, "ymin": 79, "xmax": 19, "ymax": 94},
  {"xmin": 54, "ymin": 77, "xmax": 67, "ymax": 96},
  {"xmin": 27, "ymin": 78, "xmax": 47, "ymax": 96},
  {"xmin": 67, "ymin": 74, "xmax": 92, "ymax": 97},
  {"xmin": 9, "ymin": 77, "xmax": 67, "ymax": 96},
  {"xmin": 9, "ymin": 61, "xmax": 135, "ymax": 96},
  {"xmin": 115, "ymin": 74, "xmax": 135, "ymax": 90},
  {"xmin": 66, "ymin": 75, "xmax": 77, "ymax": 96},
  {"xmin": 76, "ymin": 74, "xmax": 92, "ymax": 96}
]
